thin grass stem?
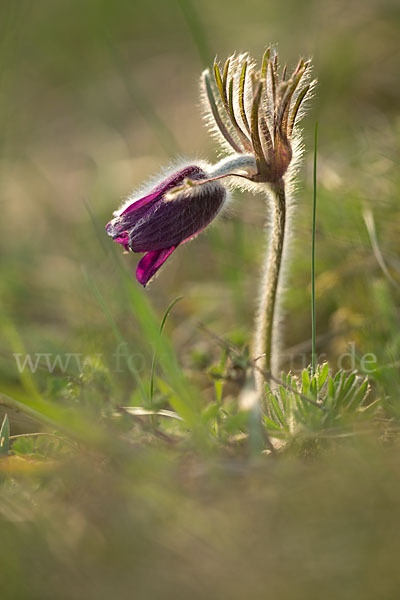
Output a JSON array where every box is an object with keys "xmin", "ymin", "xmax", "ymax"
[{"xmin": 311, "ymin": 122, "xmax": 318, "ymax": 374}]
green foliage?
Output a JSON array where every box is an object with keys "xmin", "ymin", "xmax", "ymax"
[
  {"xmin": 264, "ymin": 364, "xmax": 376, "ymax": 443},
  {"xmin": 10, "ymin": 433, "xmax": 74, "ymax": 459},
  {"xmin": 0, "ymin": 0, "xmax": 399, "ymax": 597},
  {"xmin": 0, "ymin": 414, "xmax": 9, "ymax": 455}
]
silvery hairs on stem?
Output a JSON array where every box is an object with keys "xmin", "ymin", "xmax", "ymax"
[{"xmin": 199, "ymin": 47, "xmax": 316, "ymax": 388}]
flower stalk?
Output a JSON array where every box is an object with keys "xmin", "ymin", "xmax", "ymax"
[
  {"xmin": 201, "ymin": 48, "xmax": 316, "ymax": 389},
  {"xmin": 254, "ymin": 178, "xmax": 286, "ymax": 378}
]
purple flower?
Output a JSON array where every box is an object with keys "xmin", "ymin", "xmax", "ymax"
[{"xmin": 106, "ymin": 165, "xmax": 226, "ymax": 286}]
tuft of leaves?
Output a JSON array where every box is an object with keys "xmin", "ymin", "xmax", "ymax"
[{"xmin": 264, "ymin": 363, "xmax": 376, "ymax": 443}]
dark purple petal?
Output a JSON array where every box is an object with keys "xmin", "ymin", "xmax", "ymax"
[
  {"xmin": 141, "ymin": 165, "xmax": 205, "ymax": 200},
  {"xmin": 120, "ymin": 190, "xmax": 160, "ymax": 216},
  {"xmin": 106, "ymin": 164, "xmax": 227, "ymax": 286},
  {"xmin": 121, "ymin": 166, "xmax": 206, "ymax": 222},
  {"xmin": 130, "ymin": 182, "xmax": 226, "ymax": 252},
  {"xmin": 106, "ymin": 166, "xmax": 207, "ymax": 248},
  {"xmin": 106, "ymin": 191, "xmax": 160, "ymax": 248},
  {"xmin": 136, "ymin": 246, "xmax": 177, "ymax": 286}
]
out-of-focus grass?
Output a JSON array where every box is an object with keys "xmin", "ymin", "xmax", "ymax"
[
  {"xmin": 3, "ymin": 441, "xmax": 400, "ymax": 599},
  {"xmin": 0, "ymin": 0, "xmax": 400, "ymax": 596}
]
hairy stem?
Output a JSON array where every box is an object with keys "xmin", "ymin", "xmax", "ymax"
[
  {"xmin": 253, "ymin": 178, "xmax": 286, "ymax": 386},
  {"xmin": 208, "ymin": 153, "xmax": 257, "ymax": 178}
]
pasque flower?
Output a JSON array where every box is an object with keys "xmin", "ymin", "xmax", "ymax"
[
  {"xmin": 106, "ymin": 45, "xmax": 316, "ymax": 447},
  {"xmin": 200, "ymin": 47, "xmax": 316, "ymax": 383},
  {"xmin": 106, "ymin": 45, "xmax": 315, "ymax": 389},
  {"xmin": 106, "ymin": 165, "xmax": 226, "ymax": 286},
  {"xmin": 107, "ymin": 49, "xmax": 314, "ymax": 291}
]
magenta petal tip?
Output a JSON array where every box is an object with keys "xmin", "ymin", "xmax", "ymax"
[{"xmin": 136, "ymin": 247, "xmax": 177, "ymax": 286}]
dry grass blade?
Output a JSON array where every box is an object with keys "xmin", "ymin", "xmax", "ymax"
[
  {"xmin": 118, "ymin": 407, "xmax": 184, "ymax": 421},
  {"xmin": 363, "ymin": 208, "xmax": 400, "ymax": 290}
]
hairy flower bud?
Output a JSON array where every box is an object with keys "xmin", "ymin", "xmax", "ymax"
[{"xmin": 201, "ymin": 49, "xmax": 315, "ymax": 183}]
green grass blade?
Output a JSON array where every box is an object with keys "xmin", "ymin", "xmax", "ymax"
[
  {"xmin": 302, "ymin": 368, "xmax": 310, "ymax": 395},
  {"xmin": 150, "ymin": 296, "xmax": 184, "ymax": 403},
  {"xmin": 160, "ymin": 296, "xmax": 184, "ymax": 334},
  {"xmin": 318, "ymin": 362, "xmax": 329, "ymax": 389},
  {"xmin": 82, "ymin": 267, "xmax": 147, "ymax": 403},
  {"xmin": 0, "ymin": 310, "xmax": 43, "ymax": 403},
  {"xmin": 0, "ymin": 391, "xmax": 111, "ymax": 450},
  {"xmin": 311, "ymin": 122, "xmax": 318, "ymax": 374},
  {"xmin": 177, "ymin": 0, "xmax": 213, "ymax": 67},
  {"xmin": 0, "ymin": 413, "xmax": 10, "ymax": 455},
  {"xmin": 269, "ymin": 393, "xmax": 286, "ymax": 428},
  {"xmin": 108, "ymin": 257, "xmax": 207, "ymax": 440}
]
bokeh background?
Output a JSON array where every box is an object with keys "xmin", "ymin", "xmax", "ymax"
[
  {"xmin": 1, "ymin": 0, "xmax": 399, "ymax": 383},
  {"xmin": 0, "ymin": 0, "xmax": 400, "ymax": 597}
]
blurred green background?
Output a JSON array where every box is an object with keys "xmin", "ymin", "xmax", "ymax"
[
  {"xmin": 0, "ymin": 0, "xmax": 399, "ymax": 597},
  {"xmin": 1, "ymin": 0, "xmax": 399, "ymax": 382}
]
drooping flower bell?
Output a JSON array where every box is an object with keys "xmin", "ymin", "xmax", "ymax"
[{"xmin": 106, "ymin": 165, "xmax": 226, "ymax": 286}]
